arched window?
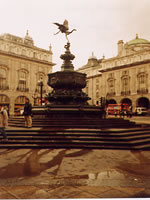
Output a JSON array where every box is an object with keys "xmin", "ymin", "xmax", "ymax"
[
  {"xmin": 15, "ymin": 96, "xmax": 26, "ymax": 104},
  {"xmin": 0, "ymin": 94, "xmax": 9, "ymax": 103},
  {"xmin": 121, "ymin": 75, "xmax": 130, "ymax": 95},
  {"xmin": 139, "ymin": 73, "xmax": 146, "ymax": 84}
]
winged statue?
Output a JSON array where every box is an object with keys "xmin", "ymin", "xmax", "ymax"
[{"xmin": 53, "ymin": 20, "xmax": 76, "ymax": 42}]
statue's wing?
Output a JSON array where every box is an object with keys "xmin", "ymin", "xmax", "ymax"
[
  {"xmin": 53, "ymin": 22, "xmax": 60, "ymax": 27},
  {"xmin": 63, "ymin": 20, "xmax": 69, "ymax": 30}
]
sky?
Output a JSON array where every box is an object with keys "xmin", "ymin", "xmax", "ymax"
[{"xmin": 1, "ymin": 0, "xmax": 150, "ymax": 72}]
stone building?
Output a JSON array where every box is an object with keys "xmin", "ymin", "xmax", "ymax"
[
  {"xmin": 77, "ymin": 34, "xmax": 150, "ymax": 111},
  {"xmin": 0, "ymin": 31, "xmax": 55, "ymax": 115}
]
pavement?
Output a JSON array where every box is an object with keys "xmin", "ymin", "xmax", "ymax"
[
  {"xmin": 108, "ymin": 115, "xmax": 150, "ymax": 124},
  {"xmin": 0, "ymin": 148, "xmax": 150, "ymax": 198}
]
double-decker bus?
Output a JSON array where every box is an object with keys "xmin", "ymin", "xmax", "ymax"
[{"xmin": 106, "ymin": 103, "xmax": 130, "ymax": 115}]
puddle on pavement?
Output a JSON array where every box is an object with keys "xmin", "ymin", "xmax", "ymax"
[
  {"xmin": 0, "ymin": 149, "xmax": 67, "ymax": 178},
  {"xmin": 0, "ymin": 149, "xmax": 150, "ymax": 188},
  {"xmin": 0, "ymin": 149, "xmax": 91, "ymax": 179}
]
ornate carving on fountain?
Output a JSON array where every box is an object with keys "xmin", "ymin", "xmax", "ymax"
[
  {"xmin": 60, "ymin": 42, "xmax": 75, "ymax": 71},
  {"xmin": 46, "ymin": 20, "xmax": 91, "ymax": 105}
]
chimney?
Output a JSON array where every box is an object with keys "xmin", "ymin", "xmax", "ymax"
[{"xmin": 117, "ymin": 40, "xmax": 124, "ymax": 56}]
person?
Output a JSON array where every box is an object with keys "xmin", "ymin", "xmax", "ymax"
[
  {"xmin": 0, "ymin": 105, "xmax": 8, "ymax": 141},
  {"xmin": 23, "ymin": 98, "xmax": 32, "ymax": 128}
]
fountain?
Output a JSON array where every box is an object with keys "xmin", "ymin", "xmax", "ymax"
[{"xmin": 33, "ymin": 20, "xmax": 102, "ymax": 120}]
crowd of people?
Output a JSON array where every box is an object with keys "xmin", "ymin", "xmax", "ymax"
[
  {"xmin": 0, "ymin": 98, "xmax": 33, "ymax": 141},
  {"xmin": 114, "ymin": 109, "xmax": 133, "ymax": 118}
]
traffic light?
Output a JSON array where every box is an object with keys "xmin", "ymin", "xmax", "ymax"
[
  {"xmin": 100, "ymin": 97, "xmax": 105, "ymax": 106},
  {"xmin": 100, "ymin": 97, "xmax": 102, "ymax": 106}
]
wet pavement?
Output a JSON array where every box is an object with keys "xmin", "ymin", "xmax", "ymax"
[{"xmin": 0, "ymin": 148, "xmax": 150, "ymax": 198}]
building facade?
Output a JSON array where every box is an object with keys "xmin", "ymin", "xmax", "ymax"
[
  {"xmin": 77, "ymin": 34, "xmax": 150, "ymax": 111},
  {"xmin": 0, "ymin": 31, "xmax": 55, "ymax": 115}
]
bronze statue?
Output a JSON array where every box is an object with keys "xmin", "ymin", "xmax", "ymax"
[{"xmin": 53, "ymin": 19, "xmax": 76, "ymax": 42}]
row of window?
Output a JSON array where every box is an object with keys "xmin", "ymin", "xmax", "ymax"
[
  {"xmin": 0, "ymin": 67, "xmax": 46, "ymax": 93},
  {"xmin": 87, "ymin": 72, "xmax": 148, "ymax": 99},
  {"xmin": 107, "ymin": 73, "xmax": 147, "ymax": 93},
  {"xmin": 0, "ymin": 44, "xmax": 49, "ymax": 61}
]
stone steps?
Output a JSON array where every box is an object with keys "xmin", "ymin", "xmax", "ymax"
[
  {"xmin": 1, "ymin": 128, "xmax": 150, "ymax": 150},
  {"xmin": 8, "ymin": 117, "xmax": 137, "ymax": 129}
]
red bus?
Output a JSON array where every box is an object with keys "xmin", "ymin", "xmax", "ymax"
[
  {"xmin": 38, "ymin": 98, "xmax": 48, "ymax": 106},
  {"xmin": 106, "ymin": 104, "xmax": 130, "ymax": 115}
]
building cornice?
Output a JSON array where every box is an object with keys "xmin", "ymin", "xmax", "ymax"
[
  {"xmin": 0, "ymin": 49, "xmax": 56, "ymax": 66},
  {"xmin": 99, "ymin": 59, "xmax": 150, "ymax": 73},
  {"xmin": 0, "ymin": 38, "xmax": 52, "ymax": 54},
  {"xmin": 102, "ymin": 49, "xmax": 150, "ymax": 63},
  {"xmin": 86, "ymin": 73, "xmax": 102, "ymax": 79}
]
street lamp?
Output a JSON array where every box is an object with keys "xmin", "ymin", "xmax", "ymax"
[{"xmin": 37, "ymin": 78, "xmax": 43, "ymax": 106}]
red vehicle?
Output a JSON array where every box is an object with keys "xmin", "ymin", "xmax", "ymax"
[
  {"xmin": 106, "ymin": 104, "xmax": 130, "ymax": 115},
  {"xmin": 38, "ymin": 98, "xmax": 48, "ymax": 106}
]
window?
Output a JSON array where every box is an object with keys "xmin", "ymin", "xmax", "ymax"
[
  {"xmin": 96, "ymin": 91, "xmax": 99, "ymax": 98},
  {"xmin": 139, "ymin": 74, "xmax": 145, "ymax": 84},
  {"xmin": 108, "ymin": 79, "xmax": 114, "ymax": 88},
  {"xmin": 0, "ymin": 67, "xmax": 8, "ymax": 89},
  {"xmin": 122, "ymin": 77, "xmax": 129, "ymax": 90},
  {"xmin": 96, "ymin": 78, "xmax": 99, "ymax": 83},
  {"xmin": 17, "ymin": 70, "xmax": 28, "ymax": 92},
  {"xmin": 121, "ymin": 75, "xmax": 130, "ymax": 95},
  {"xmin": 107, "ymin": 78, "xmax": 115, "ymax": 96},
  {"xmin": 137, "ymin": 72, "xmax": 148, "ymax": 93},
  {"xmin": 0, "ymin": 94, "xmax": 9, "ymax": 103},
  {"xmin": 96, "ymin": 84, "xmax": 99, "ymax": 90},
  {"xmin": 15, "ymin": 96, "xmax": 26, "ymax": 104}
]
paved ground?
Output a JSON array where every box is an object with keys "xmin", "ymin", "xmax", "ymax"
[{"xmin": 0, "ymin": 148, "xmax": 150, "ymax": 198}]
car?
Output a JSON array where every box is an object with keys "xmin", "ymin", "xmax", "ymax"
[{"xmin": 134, "ymin": 107, "xmax": 148, "ymax": 116}]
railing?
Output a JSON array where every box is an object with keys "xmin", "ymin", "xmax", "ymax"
[
  {"xmin": 16, "ymin": 87, "xmax": 29, "ymax": 92},
  {"xmin": 0, "ymin": 85, "xmax": 9, "ymax": 90},
  {"xmin": 35, "ymin": 88, "xmax": 46, "ymax": 94},
  {"xmin": 121, "ymin": 91, "xmax": 131, "ymax": 96},
  {"xmin": 106, "ymin": 92, "xmax": 116, "ymax": 97},
  {"xmin": 137, "ymin": 88, "xmax": 148, "ymax": 94}
]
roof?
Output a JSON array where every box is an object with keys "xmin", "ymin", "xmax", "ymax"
[{"xmin": 127, "ymin": 34, "xmax": 150, "ymax": 45}]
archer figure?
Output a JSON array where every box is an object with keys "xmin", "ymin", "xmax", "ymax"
[{"xmin": 53, "ymin": 19, "xmax": 76, "ymax": 42}]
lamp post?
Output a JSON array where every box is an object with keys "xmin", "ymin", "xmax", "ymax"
[{"xmin": 38, "ymin": 79, "xmax": 43, "ymax": 106}]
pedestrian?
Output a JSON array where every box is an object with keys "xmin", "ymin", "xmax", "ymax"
[
  {"xmin": 0, "ymin": 105, "xmax": 8, "ymax": 141},
  {"xmin": 23, "ymin": 98, "xmax": 32, "ymax": 128}
]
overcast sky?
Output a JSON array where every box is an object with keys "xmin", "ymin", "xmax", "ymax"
[{"xmin": 1, "ymin": 0, "xmax": 150, "ymax": 71}]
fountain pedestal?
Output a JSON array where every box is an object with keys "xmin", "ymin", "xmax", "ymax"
[
  {"xmin": 33, "ymin": 42, "xmax": 102, "ymax": 120},
  {"xmin": 47, "ymin": 42, "xmax": 90, "ymax": 105}
]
